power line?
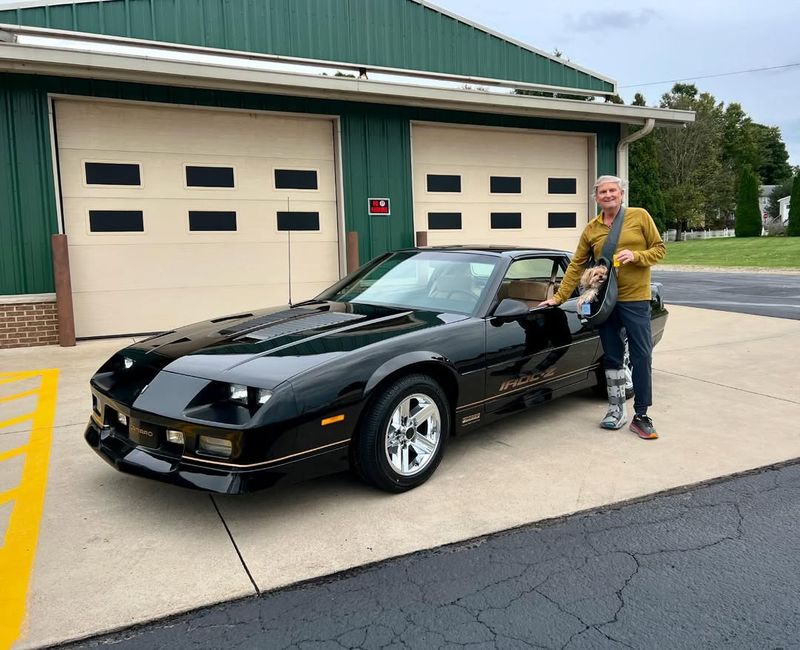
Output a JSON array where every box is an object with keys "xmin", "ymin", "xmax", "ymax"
[{"xmin": 620, "ymin": 62, "xmax": 800, "ymax": 88}]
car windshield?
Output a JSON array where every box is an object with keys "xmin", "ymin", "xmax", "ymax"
[{"xmin": 320, "ymin": 251, "xmax": 500, "ymax": 314}]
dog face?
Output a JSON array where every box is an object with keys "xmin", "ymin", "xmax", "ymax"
[{"xmin": 577, "ymin": 265, "xmax": 608, "ymax": 307}]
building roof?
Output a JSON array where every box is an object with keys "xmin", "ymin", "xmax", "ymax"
[{"xmin": 0, "ymin": 0, "xmax": 616, "ymax": 95}]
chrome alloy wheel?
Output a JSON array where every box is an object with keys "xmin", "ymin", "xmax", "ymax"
[{"xmin": 384, "ymin": 392, "xmax": 442, "ymax": 477}]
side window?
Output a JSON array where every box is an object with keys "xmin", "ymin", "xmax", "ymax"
[{"xmin": 498, "ymin": 258, "xmax": 562, "ymax": 307}]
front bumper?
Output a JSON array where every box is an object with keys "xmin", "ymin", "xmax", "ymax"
[{"xmin": 84, "ymin": 419, "xmax": 350, "ymax": 494}]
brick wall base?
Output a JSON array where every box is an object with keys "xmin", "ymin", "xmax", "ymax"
[{"xmin": 0, "ymin": 299, "xmax": 60, "ymax": 349}]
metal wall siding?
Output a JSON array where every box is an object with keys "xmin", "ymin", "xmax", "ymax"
[
  {"xmin": 0, "ymin": 80, "xmax": 58, "ymax": 294},
  {"xmin": 0, "ymin": 72, "xmax": 617, "ymax": 295},
  {"xmin": 0, "ymin": 0, "xmax": 613, "ymax": 92}
]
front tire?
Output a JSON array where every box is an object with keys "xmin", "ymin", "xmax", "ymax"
[{"xmin": 355, "ymin": 374, "xmax": 449, "ymax": 493}]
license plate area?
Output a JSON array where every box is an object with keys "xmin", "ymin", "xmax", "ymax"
[{"xmin": 129, "ymin": 419, "xmax": 162, "ymax": 449}]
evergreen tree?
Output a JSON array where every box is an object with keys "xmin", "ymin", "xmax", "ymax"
[
  {"xmin": 734, "ymin": 167, "xmax": 762, "ymax": 237},
  {"xmin": 787, "ymin": 174, "xmax": 800, "ymax": 237}
]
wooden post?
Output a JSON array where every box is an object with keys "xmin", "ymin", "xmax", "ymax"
[
  {"xmin": 416, "ymin": 231, "xmax": 428, "ymax": 248},
  {"xmin": 51, "ymin": 234, "xmax": 76, "ymax": 347},
  {"xmin": 346, "ymin": 231, "xmax": 359, "ymax": 274}
]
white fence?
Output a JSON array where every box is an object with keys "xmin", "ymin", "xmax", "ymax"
[{"xmin": 663, "ymin": 229, "xmax": 734, "ymax": 242}]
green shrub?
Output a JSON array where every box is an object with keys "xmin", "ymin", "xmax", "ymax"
[
  {"xmin": 787, "ymin": 175, "xmax": 800, "ymax": 237},
  {"xmin": 734, "ymin": 167, "xmax": 762, "ymax": 237}
]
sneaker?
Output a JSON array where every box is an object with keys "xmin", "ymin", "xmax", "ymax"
[{"xmin": 630, "ymin": 414, "xmax": 658, "ymax": 440}]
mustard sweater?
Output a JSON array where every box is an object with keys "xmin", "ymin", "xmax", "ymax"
[{"xmin": 552, "ymin": 207, "xmax": 666, "ymax": 304}]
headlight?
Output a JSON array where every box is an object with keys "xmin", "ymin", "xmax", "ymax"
[
  {"xmin": 228, "ymin": 384, "xmax": 272, "ymax": 408},
  {"xmin": 228, "ymin": 384, "xmax": 248, "ymax": 403}
]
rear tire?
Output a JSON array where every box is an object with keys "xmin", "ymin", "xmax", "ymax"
[{"xmin": 355, "ymin": 374, "xmax": 449, "ymax": 493}]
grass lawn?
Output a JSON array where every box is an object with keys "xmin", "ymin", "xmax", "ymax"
[{"xmin": 661, "ymin": 237, "xmax": 800, "ymax": 269}]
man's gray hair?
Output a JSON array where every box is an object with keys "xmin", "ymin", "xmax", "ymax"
[{"xmin": 593, "ymin": 175, "xmax": 626, "ymax": 194}]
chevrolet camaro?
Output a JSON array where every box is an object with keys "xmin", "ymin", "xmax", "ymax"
[{"xmin": 85, "ymin": 246, "xmax": 667, "ymax": 494}]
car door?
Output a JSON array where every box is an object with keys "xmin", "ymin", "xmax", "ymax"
[{"xmin": 484, "ymin": 254, "xmax": 600, "ymax": 415}]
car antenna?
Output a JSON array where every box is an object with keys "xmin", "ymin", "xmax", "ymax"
[{"xmin": 286, "ymin": 197, "xmax": 293, "ymax": 307}]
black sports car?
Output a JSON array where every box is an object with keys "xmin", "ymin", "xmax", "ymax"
[{"xmin": 85, "ymin": 247, "xmax": 667, "ymax": 494}]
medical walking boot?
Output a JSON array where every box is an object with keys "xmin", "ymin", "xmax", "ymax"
[{"xmin": 600, "ymin": 368, "xmax": 627, "ymax": 429}]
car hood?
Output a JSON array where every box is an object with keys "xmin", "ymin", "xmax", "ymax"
[{"xmin": 121, "ymin": 301, "xmax": 467, "ymax": 388}]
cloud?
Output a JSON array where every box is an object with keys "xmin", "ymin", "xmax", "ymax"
[{"xmin": 566, "ymin": 9, "xmax": 659, "ymax": 32}]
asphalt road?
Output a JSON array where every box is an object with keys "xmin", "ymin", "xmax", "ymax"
[
  {"xmin": 65, "ymin": 461, "xmax": 800, "ymax": 649},
  {"xmin": 652, "ymin": 270, "xmax": 800, "ymax": 320}
]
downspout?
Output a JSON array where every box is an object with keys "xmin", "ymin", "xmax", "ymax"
[{"xmin": 617, "ymin": 118, "xmax": 655, "ymax": 185}]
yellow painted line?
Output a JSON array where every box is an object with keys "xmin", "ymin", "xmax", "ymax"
[
  {"xmin": 0, "ymin": 445, "xmax": 27, "ymax": 463},
  {"xmin": 0, "ymin": 389, "xmax": 39, "ymax": 405},
  {"xmin": 0, "ymin": 487, "xmax": 20, "ymax": 508},
  {"xmin": 0, "ymin": 369, "xmax": 59, "ymax": 650},
  {"xmin": 0, "ymin": 413, "xmax": 34, "ymax": 429}
]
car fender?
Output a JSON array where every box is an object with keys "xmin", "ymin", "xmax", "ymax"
[{"xmin": 364, "ymin": 351, "xmax": 459, "ymax": 397}]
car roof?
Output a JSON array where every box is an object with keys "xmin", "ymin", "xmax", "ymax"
[{"xmin": 399, "ymin": 245, "xmax": 571, "ymax": 258}]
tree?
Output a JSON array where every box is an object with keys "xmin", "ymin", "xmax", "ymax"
[
  {"xmin": 628, "ymin": 94, "xmax": 666, "ymax": 232},
  {"xmin": 656, "ymin": 84, "xmax": 729, "ymax": 234},
  {"xmin": 734, "ymin": 167, "xmax": 762, "ymax": 237},
  {"xmin": 787, "ymin": 174, "xmax": 800, "ymax": 237},
  {"xmin": 754, "ymin": 124, "xmax": 793, "ymax": 184}
]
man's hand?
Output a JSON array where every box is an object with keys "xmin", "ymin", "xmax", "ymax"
[
  {"xmin": 616, "ymin": 249, "xmax": 635, "ymax": 264},
  {"xmin": 538, "ymin": 298, "xmax": 559, "ymax": 308}
]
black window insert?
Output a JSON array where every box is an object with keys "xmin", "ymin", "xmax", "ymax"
[
  {"xmin": 274, "ymin": 169, "xmax": 318, "ymax": 190},
  {"xmin": 428, "ymin": 212, "xmax": 462, "ymax": 230},
  {"xmin": 277, "ymin": 211, "xmax": 320, "ymax": 231},
  {"xmin": 186, "ymin": 166, "xmax": 235, "ymax": 188},
  {"xmin": 84, "ymin": 162, "xmax": 140, "ymax": 186},
  {"xmin": 89, "ymin": 210, "xmax": 144, "ymax": 233},
  {"xmin": 426, "ymin": 175, "xmax": 461, "ymax": 192},
  {"xmin": 490, "ymin": 176, "xmax": 521, "ymax": 194},
  {"xmin": 491, "ymin": 212, "xmax": 522, "ymax": 229},
  {"xmin": 548, "ymin": 212, "xmax": 577, "ymax": 229},
  {"xmin": 548, "ymin": 178, "xmax": 577, "ymax": 194},
  {"xmin": 189, "ymin": 211, "xmax": 237, "ymax": 232}
]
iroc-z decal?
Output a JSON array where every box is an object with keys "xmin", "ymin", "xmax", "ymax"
[{"xmin": 499, "ymin": 366, "xmax": 557, "ymax": 392}]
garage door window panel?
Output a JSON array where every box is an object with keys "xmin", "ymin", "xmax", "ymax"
[
  {"xmin": 490, "ymin": 176, "xmax": 522, "ymax": 194},
  {"xmin": 548, "ymin": 212, "xmax": 577, "ymax": 229},
  {"xmin": 428, "ymin": 212, "xmax": 462, "ymax": 230},
  {"xmin": 491, "ymin": 212, "xmax": 522, "ymax": 229},
  {"xmin": 277, "ymin": 211, "xmax": 320, "ymax": 231},
  {"xmin": 185, "ymin": 165, "xmax": 236, "ymax": 189},
  {"xmin": 426, "ymin": 175, "xmax": 461, "ymax": 193},
  {"xmin": 189, "ymin": 211, "xmax": 237, "ymax": 232},
  {"xmin": 89, "ymin": 210, "xmax": 144, "ymax": 233},
  {"xmin": 548, "ymin": 178, "xmax": 578, "ymax": 194},
  {"xmin": 274, "ymin": 169, "xmax": 319, "ymax": 190},
  {"xmin": 84, "ymin": 162, "xmax": 141, "ymax": 187}
]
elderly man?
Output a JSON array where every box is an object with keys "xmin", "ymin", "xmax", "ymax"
[{"xmin": 540, "ymin": 175, "xmax": 665, "ymax": 439}]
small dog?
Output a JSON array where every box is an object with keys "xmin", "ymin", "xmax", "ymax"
[{"xmin": 577, "ymin": 264, "xmax": 608, "ymax": 308}]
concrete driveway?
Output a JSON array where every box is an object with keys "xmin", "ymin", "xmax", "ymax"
[{"xmin": 2, "ymin": 305, "xmax": 800, "ymax": 648}]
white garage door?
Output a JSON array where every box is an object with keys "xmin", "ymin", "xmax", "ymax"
[
  {"xmin": 55, "ymin": 99, "xmax": 340, "ymax": 338},
  {"xmin": 412, "ymin": 124, "xmax": 592, "ymax": 251}
]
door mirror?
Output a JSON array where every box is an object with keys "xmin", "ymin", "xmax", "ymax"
[{"xmin": 492, "ymin": 298, "xmax": 529, "ymax": 323}]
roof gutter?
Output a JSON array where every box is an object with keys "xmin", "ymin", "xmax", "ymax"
[{"xmin": 617, "ymin": 118, "xmax": 656, "ymax": 184}]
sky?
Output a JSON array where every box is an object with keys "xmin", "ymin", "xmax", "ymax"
[{"xmin": 432, "ymin": 0, "xmax": 800, "ymax": 168}]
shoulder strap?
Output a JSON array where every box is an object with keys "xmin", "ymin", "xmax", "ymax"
[{"xmin": 600, "ymin": 205, "xmax": 626, "ymax": 261}]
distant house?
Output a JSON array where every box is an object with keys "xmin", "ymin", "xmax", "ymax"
[
  {"xmin": 759, "ymin": 185, "xmax": 778, "ymax": 219},
  {"xmin": 779, "ymin": 196, "xmax": 791, "ymax": 225}
]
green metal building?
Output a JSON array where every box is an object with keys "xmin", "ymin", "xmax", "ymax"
[{"xmin": 0, "ymin": 0, "xmax": 693, "ymax": 345}]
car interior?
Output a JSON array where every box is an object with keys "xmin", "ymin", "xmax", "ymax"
[{"xmin": 497, "ymin": 258, "xmax": 565, "ymax": 309}]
